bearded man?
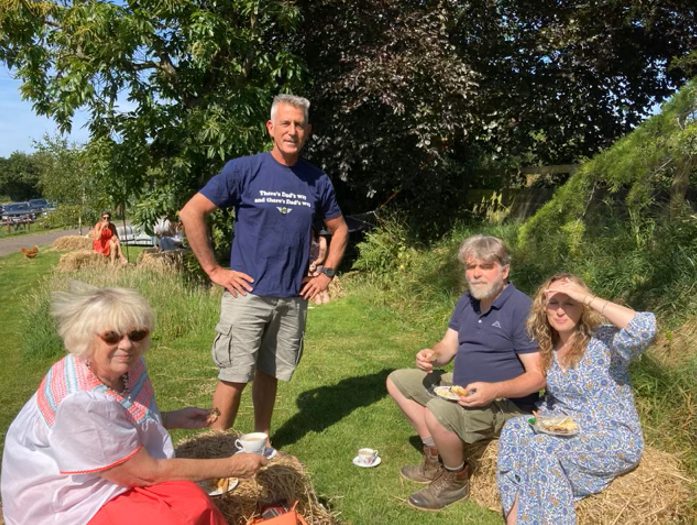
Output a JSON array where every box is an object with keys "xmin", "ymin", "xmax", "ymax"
[{"xmin": 386, "ymin": 235, "xmax": 544, "ymax": 511}]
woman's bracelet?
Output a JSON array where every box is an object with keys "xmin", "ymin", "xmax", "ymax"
[
  {"xmin": 584, "ymin": 295, "xmax": 595, "ymax": 307},
  {"xmin": 601, "ymin": 300, "xmax": 609, "ymax": 316}
]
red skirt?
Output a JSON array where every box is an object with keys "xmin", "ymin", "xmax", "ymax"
[{"xmin": 88, "ymin": 481, "xmax": 227, "ymax": 525}]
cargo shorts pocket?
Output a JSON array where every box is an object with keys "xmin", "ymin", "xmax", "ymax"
[{"xmin": 211, "ymin": 321, "xmax": 234, "ymax": 368}]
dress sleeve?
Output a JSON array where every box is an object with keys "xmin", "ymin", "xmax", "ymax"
[
  {"xmin": 602, "ymin": 311, "xmax": 657, "ymax": 362},
  {"xmin": 49, "ymin": 392, "xmax": 142, "ymax": 475}
]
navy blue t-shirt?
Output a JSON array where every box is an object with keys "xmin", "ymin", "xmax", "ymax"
[
  {"xmin": 200, "ymin": 152, "xmax": 342, "ymax": 297},
  {"xmin": 449, "ymin": 284, "xmax": 539, "ymax": 411}
]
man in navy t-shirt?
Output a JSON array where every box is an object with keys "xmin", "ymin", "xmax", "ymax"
[
  {"xmin": 386, "ymin": 235, "xmax": 544, "ymax": 511},
  {"xmin": 180, "ymin": 95, "xmax": 348, "ymax": 448}
]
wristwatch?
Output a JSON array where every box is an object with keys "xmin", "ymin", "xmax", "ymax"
[{"xmin": 320, "ymin": 267, "xmax": 336, "ymax": 278}]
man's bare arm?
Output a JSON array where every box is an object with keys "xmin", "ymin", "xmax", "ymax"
[
  {"xmin": 415, "ymin": 328, "xmax": 459, "ymax": 372},
  {"xmin": 179, "ymin": 193, "xmax": 254, "ymax": 296}
]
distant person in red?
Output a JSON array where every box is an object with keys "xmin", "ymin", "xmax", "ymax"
[{"xmin": 92, "ymin": 212, "xmax": 127, "ymax": 265}]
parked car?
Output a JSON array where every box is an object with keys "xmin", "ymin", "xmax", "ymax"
[
  {"xmin": 28, "ymin": 198, "xmax": 56, "ymax": 215},
  {"xmin": 1, "ymin": 202, "xmax": 35, "ymax": 223}
]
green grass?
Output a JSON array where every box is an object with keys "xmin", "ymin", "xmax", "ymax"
[
  {"xmin": 3, "ymin": 232, "xmax": 696, "ymax": 523},
  {"xmin": 0, "ymin": 246, "xmax": 501, "ymax": 524}
]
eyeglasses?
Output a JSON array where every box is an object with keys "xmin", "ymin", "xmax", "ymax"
[
  {"xmin": 98, "ymin": 329, "xmax": 150, "ymax": 345},
  {"xmin": 102, "ymin": 216, "xmax": 110, "ymax": 220}
]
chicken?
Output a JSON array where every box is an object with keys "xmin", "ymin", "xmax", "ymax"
[{"xmin": 20, "ymin": 245, "xmax": 39, "ymax": 259}]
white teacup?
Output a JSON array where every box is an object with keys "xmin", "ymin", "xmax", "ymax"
[
  {"xmin": 358, "ymin": 447, "xmax": 379, "ymax": 465},
  {"xmin": 235, "ymin": 432, "xmax": 267, "ymax": 455}
]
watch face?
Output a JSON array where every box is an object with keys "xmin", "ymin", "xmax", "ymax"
[{"xmin": 322, "ymin": 267, "xmax": 336, "ymax": 277}]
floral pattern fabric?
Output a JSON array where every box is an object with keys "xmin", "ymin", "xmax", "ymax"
[{"xmin": 497, "ymin": 312, "xmax": 656, "ymax": 524}]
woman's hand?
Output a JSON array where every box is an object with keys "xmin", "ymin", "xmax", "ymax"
[
  {"xmin": 162, "ymin": 407, "xmax": 210, "ymax": 429},
  {"xmin": 543, "ymin": 278, "xmax": 589, "ymax": 304}
]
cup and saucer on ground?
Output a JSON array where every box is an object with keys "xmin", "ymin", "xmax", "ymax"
[{"xmin": 352, "ymin": 447, "xmax": 381, "ymax": 468}]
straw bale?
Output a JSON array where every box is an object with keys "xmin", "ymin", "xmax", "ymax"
[
  {"xmin": 56, "ymin": 250, "xmax": 108, "ymax": 272},
  {"xmin": 52, "ymin": 235, "xmax": 93, "ymax": 252},
  {"xmin": 176, "ymin": 432, "xmax": 338, "ymax": 525},
  {"xmin": 468, "ymin": 439, "xmax": 694, "ymax": 524},
  {"xmin": 136, "ymin": 248, "xmax": 185, "ymax": 274},
  {"xmin": 328, "ymin": 276, "xmax": 343, "ymax": 300}
]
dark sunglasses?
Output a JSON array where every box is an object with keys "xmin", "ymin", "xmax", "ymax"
[
  {"xmin": 98, "ymin": 329, "xmax": 150, "ymax": 345},
  {"xmin": 102, "ymin": 215, "xmax": 111, "ymax": 220}
]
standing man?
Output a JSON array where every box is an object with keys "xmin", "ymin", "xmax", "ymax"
[
  {"xmin": 179, "ymin": 95, "xmax": 348, "ymax": 451},
  {"xmin": 386, "ymin": 235, "xmax": 544, "ymax": 511}
]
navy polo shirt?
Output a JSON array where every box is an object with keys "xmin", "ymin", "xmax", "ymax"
[
  {"xmin": 200, "ymin": 152, "xmax": 342, "ymax": 297},
  {"xmin": 449, "ymin": 284, "xmax": 539, "ymax": 411}
]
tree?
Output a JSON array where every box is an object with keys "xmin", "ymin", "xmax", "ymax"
[
  {"xmin": 297, "ymin": 0, "xmax": 697, "ymax": 229},
  {"xmin": 34, "ymin": 135, "xmax": 106, "ymax": 230},
  {"xmin": 0, "ymin": 0, "xmax": 305, "ymax": 223},
  {"xmin": 0, "ymin": 151, "xmax": 42, "ymax": 201},
  {"xmin": 297, "ymin": 0, "xmax": 481, "ymax": 231},
  {"xmin": 451, "ymin": 0, "xmax": 697, "ymax": 164}
]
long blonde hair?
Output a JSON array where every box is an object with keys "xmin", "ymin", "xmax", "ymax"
[{"xmin": 527, "ymin": 273, "xmax": 601, "ymax": 372}]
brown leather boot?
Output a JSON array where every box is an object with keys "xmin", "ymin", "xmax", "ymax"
[
  {"xmin": 407, "ymin": 464, "xmax": 471, "ymax": 511},
  {"xmin": 400, "ymin": 445, "xmax": 441, "ymax": 484}
]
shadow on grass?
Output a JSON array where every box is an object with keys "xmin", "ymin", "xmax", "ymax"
[{"xmin": 272, "ymin": 368, "xmax": 392, "ymax": 448}]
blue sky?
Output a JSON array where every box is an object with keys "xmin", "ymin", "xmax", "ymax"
[{"xmin": 0, "ymin": 64, "xmax": 90, "ymax": 158}]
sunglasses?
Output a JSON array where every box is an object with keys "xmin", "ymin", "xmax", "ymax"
[
  {"xmin": 98, "ymin": 329, "xmax": 150, "ymax": 345},
  {"xmin": 102, "ymin": 216, "xmax": 111, "ymax": 220}
]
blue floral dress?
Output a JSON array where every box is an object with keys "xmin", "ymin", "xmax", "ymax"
[{"xmin": 497, "ymin": 312, "xmax": 656, "ymax": 524}]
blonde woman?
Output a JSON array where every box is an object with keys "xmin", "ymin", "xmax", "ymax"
[
  {"xmin": 1, "ymin": 283, "xmax": 265, "ymax": 525},
  {"xmin": 497, "ymin": 274, "xmax": 656, "ymax": 525}
]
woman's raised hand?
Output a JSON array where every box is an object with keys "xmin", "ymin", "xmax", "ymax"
[{"xmin": 544, "ymin": 278, "xmax": 591, "ymax": 304}]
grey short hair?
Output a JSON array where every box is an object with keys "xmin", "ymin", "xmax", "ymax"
[
  {"xmin": 51, "ymin": 282, "xmax": 154, "ymax": 358},
  {"xmin": 457, "ymin": 235, "xmax": 511, "ymax": 267},
  {"xmin": 270, "ymin": 94, "xmax": 310, "ymax": 123}
]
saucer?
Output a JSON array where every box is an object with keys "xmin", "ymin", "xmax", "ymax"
[{"xmin": 352, "ymin": 455, "xmax": 382, "ymax": 468}]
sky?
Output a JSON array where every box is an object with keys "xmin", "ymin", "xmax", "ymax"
[{"xmin": 0, "ymin": 64, "xmax": 90, "ymax": 158}]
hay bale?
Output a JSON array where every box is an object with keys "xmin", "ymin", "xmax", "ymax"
[
  {"xmin": 468, "ymin": 440, "xmax": 694, "ymax": 524},
  {"xmin": 328, "ymin": 276, "xmax": 343, "ymax": 301},
  {"xmin": 176, "ymin": 432, "xmax": 337, "ymax": 525},
  {"xmin": 56, "ymin": 250, "xmax": 108, "ymax": 272},
  {"xmin": 137, "ymin": 248, "xmax": 185, "ymax": 274},
  {"xmin": 52, "ymin": 235, "xmax": 93, "ymax": 251}
]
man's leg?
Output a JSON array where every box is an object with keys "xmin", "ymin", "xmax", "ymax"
[
  {"xmin": 211, "ymin": 379, "xmax": 246, "ymax": 431},
  {"xmin": 252, "ymin": 369, "xmax": 277, "ymax": 437},
  {"xmin": 408, "ymin": 399, "xmax": 490, "ymax": 511},
  {"xmin": 386, "ymin": 375, "xmax": 430, "ymax": 438},
  {"xmin": 425, "ymin": 408, "xmax": 464, "ymax": 467},
  {"xmin": 387, "ymin": 369, "xmax": 446, "ymax": 483},
  {"xmin": 211, "ymin": 293, "xmax": 269, "ymax": 431}
]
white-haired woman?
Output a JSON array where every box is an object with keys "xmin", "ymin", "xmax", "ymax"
[{"xmin": 1, "ymin": 284, "xmax": 265, "ymax": 525}]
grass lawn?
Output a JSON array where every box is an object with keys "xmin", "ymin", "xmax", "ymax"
[{"xmin": 0, "ymin": 246, "xmax": 501, "ymax": 524}]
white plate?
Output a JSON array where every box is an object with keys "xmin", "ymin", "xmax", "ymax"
[
  {"xmin": 199, "ymin": 477, "xmax": 239, "ymax": 496},
  {"xmin": 528, "ymin": 416, "xmax": 580, "ymax": 437},
  {"xmin": 352, "ymin": 455, "xmax": 382, "ymax": 468},
  {"xmin": 433, "ymin": 385, "xmax": 463, "ymax": 401}
]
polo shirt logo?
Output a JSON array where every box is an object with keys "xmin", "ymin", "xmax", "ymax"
[
  {"xmin": 492, "ymin": 320, "xmax": 502, "ymax": 328},
  {"xmin": 276, "ymin": 206, "xmax": 293, "ymax": 215}
]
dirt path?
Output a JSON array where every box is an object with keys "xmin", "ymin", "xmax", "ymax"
[{"xmin": 0, "ymin": 227, "xmax": 83, "ymax": 257}]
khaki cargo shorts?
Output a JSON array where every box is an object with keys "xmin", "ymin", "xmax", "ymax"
[
  {"xmin": 211, "ymin": 292, "xmax": 308, "ymax": 382},
  {"xmin": 388, "ymin": 368, "xmax": 527, "ymax": 444}
]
